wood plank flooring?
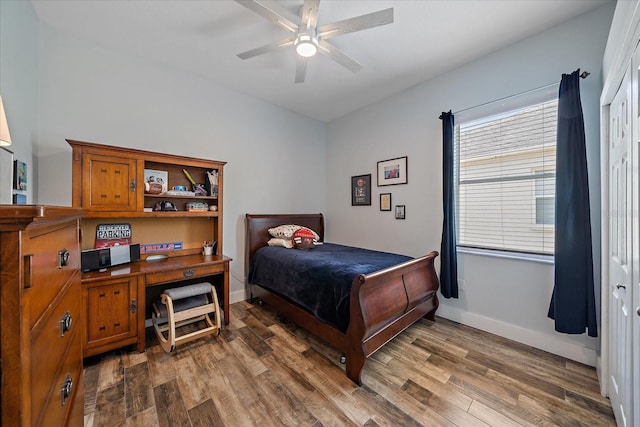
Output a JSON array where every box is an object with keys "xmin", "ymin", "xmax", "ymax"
[{"xmin": 83, "ymin": 300, "xmax": 616, "ymax": 426}]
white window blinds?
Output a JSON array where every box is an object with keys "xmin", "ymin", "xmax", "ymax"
[{"xmin": 455, "ymin": 93, "xmax": 558, "ymax": 255}]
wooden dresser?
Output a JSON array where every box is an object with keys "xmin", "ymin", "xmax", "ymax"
[{"xmin": 0, "ymin": 206, "xmax": 83, "ymax": 427}]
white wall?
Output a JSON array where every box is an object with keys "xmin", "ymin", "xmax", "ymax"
[
  {"xmin": 0, "ymin": 0, "xmax": 39, "ymax": 204},
  {"xmin": 326, "ymin": 3, "xmax": 615, "ymax": 365},
  {"xmin": 34, "ymin": 25, "xmax": 327, "ymax": 303},
  {"xmin": 1, "ymin": 0, "xmax": 617, "ymax": 365}
]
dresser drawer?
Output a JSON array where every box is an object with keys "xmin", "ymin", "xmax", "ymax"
[
  {"xmin": 34, "ymin": 329, "xmax": 82, "ymax": 427},
  {"xmin": 23, "ymin": 220, "xmax": 80, "ymax": 328},
  {"xmin": 30, "ymin": 276, "xmax": 81, "ymax": 426},
  {"xmin": 144, "ymin": 262, "xmax": 225, "ymax": 285}
]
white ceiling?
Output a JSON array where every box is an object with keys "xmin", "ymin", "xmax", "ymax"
[{"xmin": 31, "ymin": 0, "xmax": 610, "ymax": 123}]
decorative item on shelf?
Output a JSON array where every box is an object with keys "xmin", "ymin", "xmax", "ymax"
[
  {"xmin": 186, "ymin": 201, "xmax": 209, "ymax": 212},
  {"xmin": 140, "ymin": 241, "xmax": 183, "ymax": 254},
  {"xmin": 153, "ymin": 201, "xmax": 178, "ymax": 211},
  {"xmin": 193, "ymin": 183, "xmax": 207, "ymax": 196},
  {"xmin": 165, "ymin": 189, "xmax": 196, "ymax": 196},
  {"xmin": 144, "ymin": 169, "xmax": 168, "ymax": 194},
  {"xmin": 206, "ymin": 169, "xmax": 219, "ymax": 197},
  {"xmin": 95, "ymin": 223, "xmax": 132, "ymax": 248},
  {"xmin": 202, "ymin": 240, "xmax": 217, "ymax": 256},
  {"xmin": 144, "ymin": 181, "xmax": 164, "ymax": 194},
  {"xmin": 182, "ymin": 168, "xmax": 208, "ymax": 196}
]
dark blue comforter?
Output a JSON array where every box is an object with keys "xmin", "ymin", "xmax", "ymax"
[{"xmin": 247, "ymin": 243, "xmax": 412, "ymax": 333}]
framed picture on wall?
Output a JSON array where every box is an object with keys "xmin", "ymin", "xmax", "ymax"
[
  {"xmin": 351, "ymin": 174, "xmax": 371, "ymax": 206},
  {"xmin": 377, "ymin": 156, "xmax": 408, "ymax": 186},
  {"xmin": 380, "ymin": 193, "xmax": 391, "ymax": 211},
  {"xmin": 395, "ymin": 204, "xmax": 406, "ymax": 219},
  {"xmin": 13, "ymin": 159, "xmax": 26, "ymax": 191}
]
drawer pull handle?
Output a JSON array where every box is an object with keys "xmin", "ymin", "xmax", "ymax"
[
  {"xmin": 60, "ymin": 311, "xmax": 72, "ymax": 337},
  {"xmin": 61, "ymin": 374, "xmax": 73, "ymax": 406},
  {"xmin": 183, "ymin": 269, "xmax": 195, "ymax": 278},
  {"xmin": 58, "ymin": 249, "xmax": 70, "ymax": 268}
]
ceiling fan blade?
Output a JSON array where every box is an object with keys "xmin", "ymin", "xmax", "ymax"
[
  {"xmin": 237, "ymin": 37, "xmax": 295, "ymax": 60},
  {"xmin": 300, "ymin": 0, "xmax": 320, "ymax": 31},
  {"xmin": 317, "ymin": 8, "xmax": 393, "ymax": 40},
  {"xmin": 295, "ymin": 56, "xmax": 308, "ymax": 83},
  {"xmin": 234, "ymin": 0, "xmax": 298, "ymax": 33},
  {"xmin": 317, "ymin": 40, "xmax": 362, "ymax": 73}
]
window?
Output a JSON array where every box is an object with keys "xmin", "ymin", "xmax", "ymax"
[
  {"xmin": 455, "ymin": 97, "xmax": 557, "ymax": 255},
  {"xmin": 534, "ymin": 169, "xmax": 554, "ymax": 225}
]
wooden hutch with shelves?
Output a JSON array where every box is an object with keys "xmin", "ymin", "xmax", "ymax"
[{"xmin": 68, "ymin": 140, "xmax": 230, "ymax": 357}]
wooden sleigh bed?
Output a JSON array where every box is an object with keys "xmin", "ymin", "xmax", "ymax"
[{"xmin": 245, "ymin": 213, "xmax": 440, "ymax": 385}]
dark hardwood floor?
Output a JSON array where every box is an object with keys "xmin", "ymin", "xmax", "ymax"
[{"xmin": 83, "ymin": 300, "xmax": 616, "ymax": 426}]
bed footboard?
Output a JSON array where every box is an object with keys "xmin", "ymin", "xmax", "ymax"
[{"xmin": 345, "ymin": 251, "xmax": 440, "ymax": 385}]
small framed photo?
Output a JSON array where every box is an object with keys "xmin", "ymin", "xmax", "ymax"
[
  {"xmin": 351, "ymin": 174, "xmax": 371, "ymax": 206},
  {"xmin": 380, "ymin": 193, "xmax": 391, "ymax": 211},
  {"xmin": 377, "ymin": 156, "xmax": 407, "ymax": 186},
  {"xmin": 395, "ymin": 205, "xmax": 406, "ymax": 219},
  {"xmin": 13, "ymin": 159, "xmax": 26, "ymax": 191}
]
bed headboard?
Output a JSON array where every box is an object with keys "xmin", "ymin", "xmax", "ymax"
[{"xmin": 245, "ymin": 213, "xmax": 325, "ymax": 277}]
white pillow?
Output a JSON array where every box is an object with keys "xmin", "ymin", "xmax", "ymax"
[
  {"xmin": 268, "ymin": 224, "xmax": 320, "ymax": 240},
  {"xmin": 267, "ymin": 237, "xmax": 294, "ymax": 249}
]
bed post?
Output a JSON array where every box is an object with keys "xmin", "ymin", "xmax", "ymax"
[
  {"xmin": 345, "ymin": 274, "xmax": 367, "ymax": 386},
  {"xmin": 425, "ymin": 293, "xmax": 439, "ymax": 321}
]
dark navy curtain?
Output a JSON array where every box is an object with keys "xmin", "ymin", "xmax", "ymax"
[
  {"xmin": 439, "ymin": 111, "xmax": 458, "ymax": 298},
  {"xmin": 548, "ymin": 70, "xmax": 597, "ymax": 337}
]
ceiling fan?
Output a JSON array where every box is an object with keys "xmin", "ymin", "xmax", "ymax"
[{"xmin": 234, "ymin": 0, "xmax": 394, "ymax": 83}]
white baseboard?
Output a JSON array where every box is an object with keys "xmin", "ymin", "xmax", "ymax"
[
  {"xmin": 436, "ymin": 305, "xmax": 597, "ymax": 367},
  {"xmin": 230, "ymin": 289, "xmax": 247, "ymax": 305}
]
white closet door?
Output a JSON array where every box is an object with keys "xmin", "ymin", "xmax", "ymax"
[
  {"xmin": 631, "ymin": 41, "xmax": 640, "ymax": 427},
  {"xmin": 609, "ymin": 64, "xmax": 633, "ymax": 427}
]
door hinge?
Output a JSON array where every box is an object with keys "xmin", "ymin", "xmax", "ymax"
[{"xmin": 131, "ymin": 299, "xmax": 137, "ymax": 313}]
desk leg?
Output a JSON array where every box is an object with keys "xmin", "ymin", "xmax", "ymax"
[
  {"xmin": 137, "ymin": 277, "xmax": 146, "ymax": 353},
  {"xmin": 223, "ymin": 260, "xmax": 230, "ymax": 325}
]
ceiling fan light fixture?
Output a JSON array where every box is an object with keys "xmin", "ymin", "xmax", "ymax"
[{"xmin": 294, "ymin": 34, "xmax": 318, "ymax": 57}]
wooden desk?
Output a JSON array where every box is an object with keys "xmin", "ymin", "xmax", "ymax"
[{"xmin": 81, "ymin": 254, "xmax": 231, "ymax": 356}]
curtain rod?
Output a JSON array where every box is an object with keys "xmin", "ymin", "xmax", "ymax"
[{"xmin": 453, "ymin": 70, "xmax": 590, "ymax": 116}]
